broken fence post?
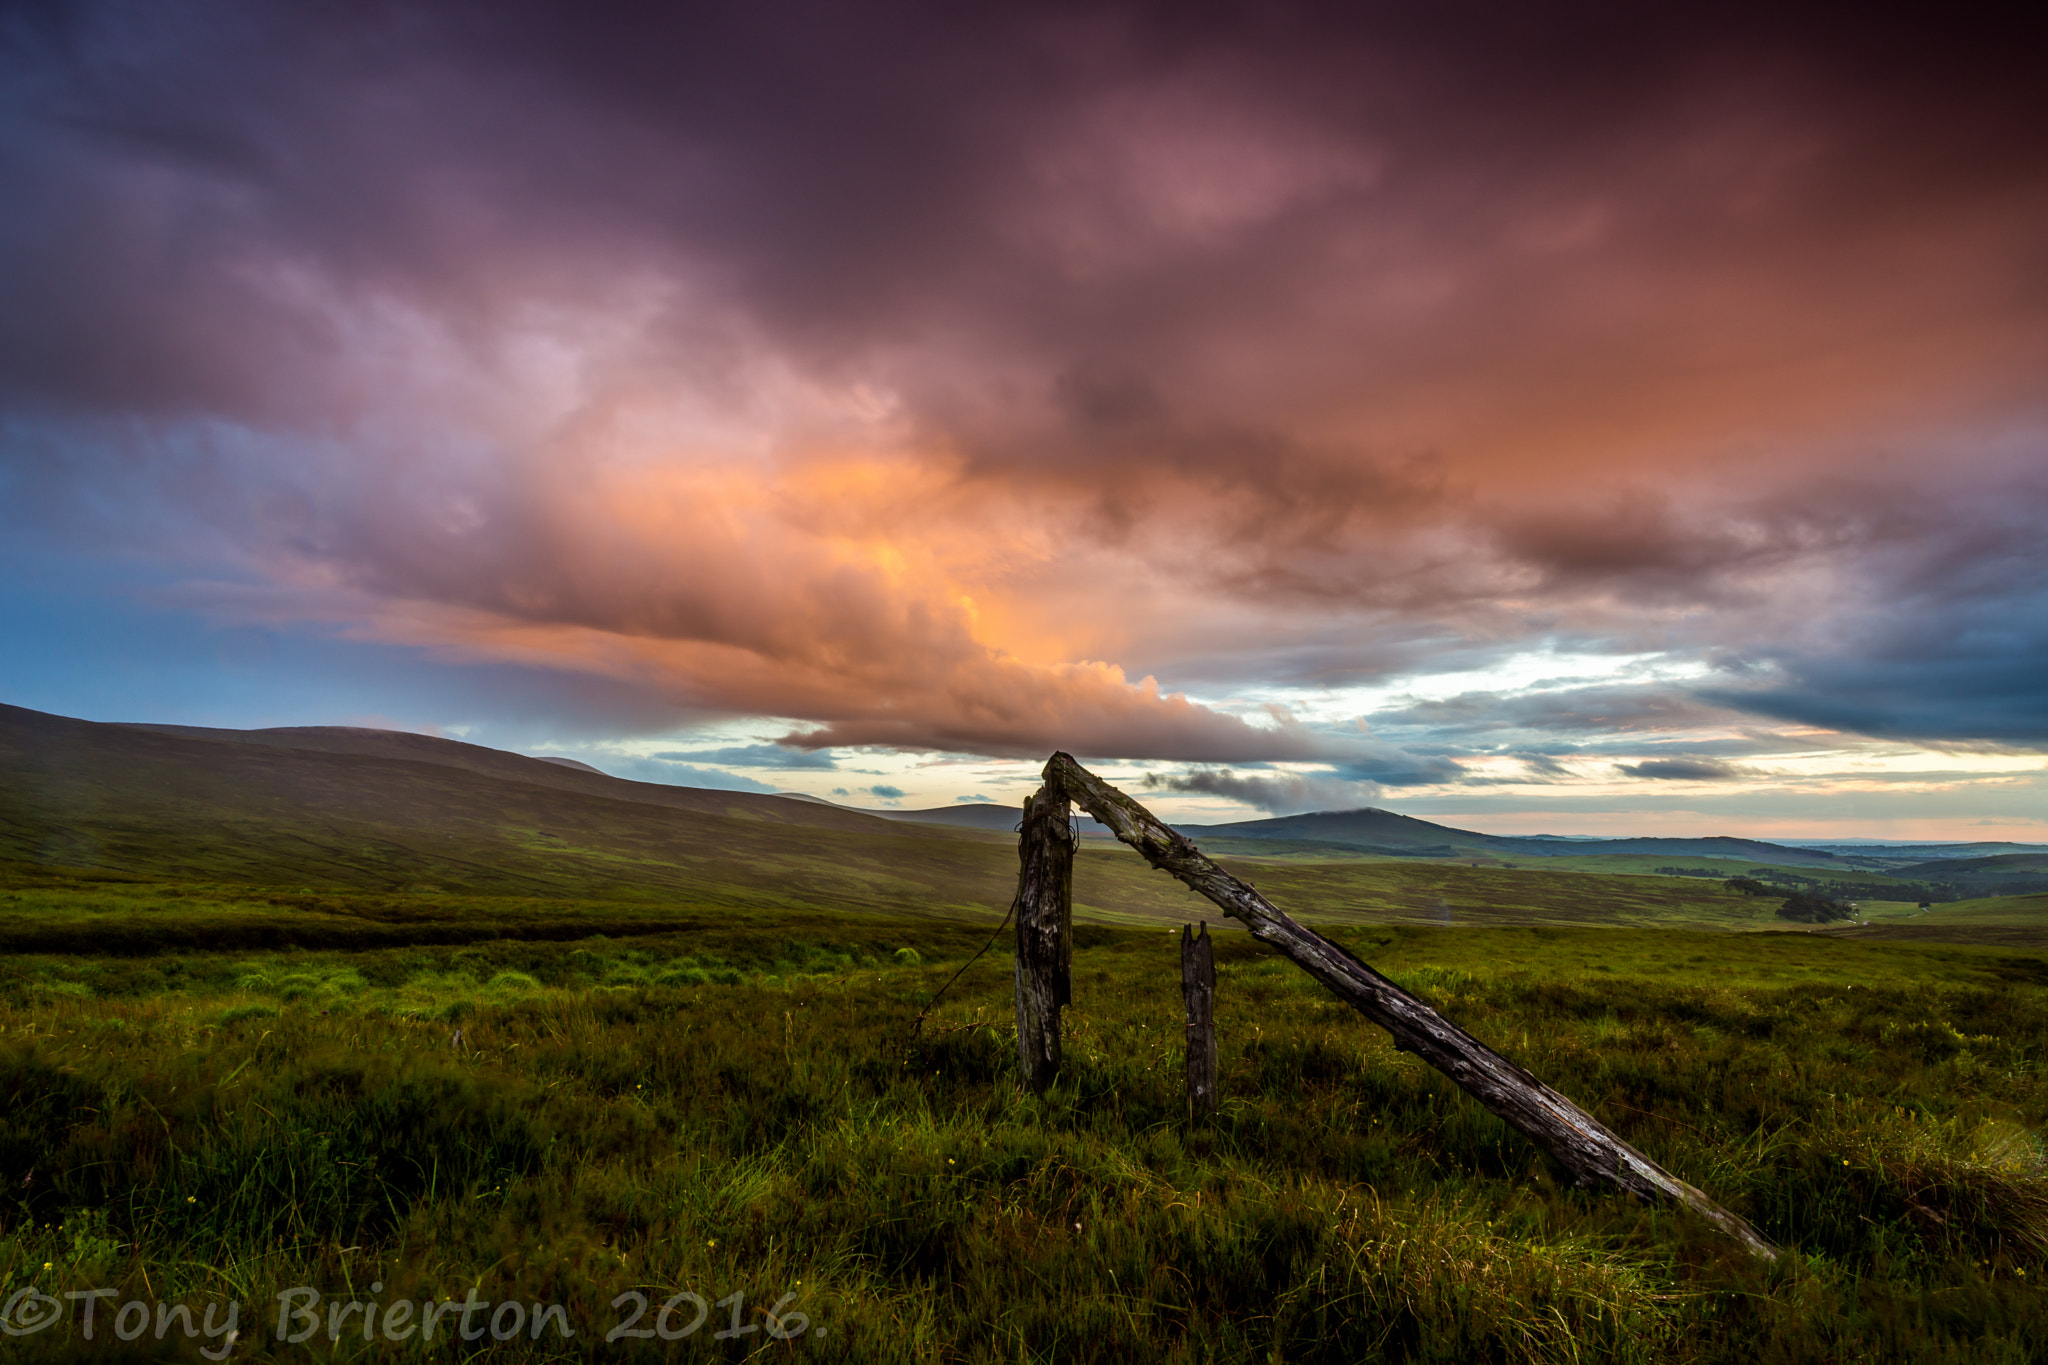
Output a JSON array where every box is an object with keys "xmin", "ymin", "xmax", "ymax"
[
  {"xmin": 1013, "ymin": 782, "xmax": 1073, "ymax": 1094},
  {"xmin": 1042, "ymin": 750, "xmax": 1780, "ymax": 1260},
  {"xmin": 1182, "ymin": 922, "xmax": 1218, "ymax": 1122}
]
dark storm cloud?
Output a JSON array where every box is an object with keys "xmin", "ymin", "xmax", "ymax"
[
  {"xmin": 1701, "ymin": 489, "xmax": 2048, "ymax": 744},
  {"xmin": 1719, "ymin": 652, "xmax": 2048, "ymax": 746},
  {"xmin": 4, "ymin": 0, "xmax": 2043, "ymax": 423},
  {"xmin": 2, "ymin": 1, "xmax": 2046, "ymax": 761}
]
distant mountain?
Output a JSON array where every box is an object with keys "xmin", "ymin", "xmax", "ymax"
[
  {"xmin": 872, "ymin": 803, "xmax": 1015, "ymax": 831},
  {"xmin": 876, "ymin": 804, "xmax": 1121, "ymax": 837},
  {"xmin": 1174, "ymin": 808, "xmax": 1841, "ymax": 869},
  {"xmin": 1178, "ymin": 807, "xmax": 1496, "ymax": 854},
  {"xmin": 855, "ymin": 798, "xmax": 1846, "ymax": 869},
  {"xmin": 1486, "ymin": 835, "xmax": 1842, "ymax": 867},
  {"xmin": 1888, "ymin": 853, "xmax": 2048, "ymax": 897},
  {"xmin": 1786, "ymin": 842, "xmax": 2048, "ymax": 859},
  {"xmin": 536, "ymin": 755, "xmax": 606, "ymax": 774}
]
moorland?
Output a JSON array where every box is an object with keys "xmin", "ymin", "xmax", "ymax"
[{"xmin": 2, "ymin": 702, "xmax": 2046, "ymax": 1362}]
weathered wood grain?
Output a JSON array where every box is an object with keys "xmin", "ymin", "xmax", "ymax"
[
  {"xmin": 1013, "ymin": 783, "xmax": 1073, "ymax": 1093},
  {"xmin": 1182, "ymin": 921, "xmax": 1218, "ymax": 1122}
]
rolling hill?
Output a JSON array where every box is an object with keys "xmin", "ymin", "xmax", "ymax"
[
  {"xmin": 112, "ymin": 717, "xmax": 908, "ymax": 836},
  {"xmin": 898, "ymin": 796, "xmax": 1854, "ymax": 870},
  {"xmin": 9, "ymin": 702, "xmax": 2038, "ymax": 946},
  {"xmin": 0, "ymin": 702, "xmax": 1808, "ymax": 941},
  {"xmin": 1888, "ymin": 853, "xmax": 2048, "ymax": 897},
  {"xmin": 1173, "ymin": 808, "xmax": 1846, "ymax": 868},
  {"xmin": 877, "ymin": 802, "xmax": 1117, "ymax": 838},
  {"xmin": 2, "ymin": 702, "xmax": 1020, "ymax": 909},
  {"xmin": 1176, "ymin": 808, "xmax": 1488, "ymax": 856}
]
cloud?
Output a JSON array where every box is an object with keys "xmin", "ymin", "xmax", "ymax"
[
  {"xmin": 956, "ymin": 793, "xmax": 995, "ymax": 803},
  {"xmin": 1514, "ymin": 753, "xmax": 1575, "ymax": 778},
  {"xmin": 0, "ymin": 0, "xmax": 2043, "ymax": 773},
  {"xmin": 594, "ymin": 756, "xmax": 778, "ymax": 793},
  {"xmin": 1149, "ymin": 767, "xmax": 1383, "ymax": 816},
  {"xmin": 1331, "ymin": 751, "xmax": 1467, "ymax": 787},
  {"xmin": 1384, "ymin": 685, "xmax": 1740, "ymax": 737},
  {"xmin": 655, "ymin": 745, "xmax": 839, "ymax": 770},
  {"xmin": 1694, "ymin": 491, "xmax": 2048, "ymax": 745},
  {"xmin": 864, "ymin": 784, "xmax": 906, "ymax": 800},
  {"xmin": 1615, "ymin": 757, "xmax": 1752, "ymax": 781}
]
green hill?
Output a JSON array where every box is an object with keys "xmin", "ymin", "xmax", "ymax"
[
  {"xmin": 1490, "ymin": 834, "xmax": 1842, "ymax": 867},
  {"xmin": 1890, "ymin": 854, "xmax": 2048, "ymax": 895},
  {"xmin": 1177, "ymin": 807, "xmax": 1492, "ymax": 855},
  {"xmin": 1, "ymin": 702, "xmax": 1021, "ymax": 911},
  {"xmin": 11, "ymin": 702, "xmax": 2031, "ymax": 948},
  {"xmin": 1177, "ymin": 808, "xmax": 1841, "ymax": 868},
  {"xmin": 0, "ymin": 703, "xmax": 1810, "ymax": 948}
]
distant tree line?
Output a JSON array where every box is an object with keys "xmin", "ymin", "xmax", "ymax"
[{"xmin": 1725, "ymin": 869, "xmax": 1957, "ymax": 905}]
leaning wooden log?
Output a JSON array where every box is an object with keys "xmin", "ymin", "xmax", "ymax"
[
  {"xmin": 1182, "ymin": 922, "xmax": 1219, "ymax": 1122},
  {"xmin": 1043, "ymin": 752, "xmax": 1780, "ymax": 1260},
  {"xmin": 1013, "ymin": 783, "xmax": 1074, "ymax": 1093}
]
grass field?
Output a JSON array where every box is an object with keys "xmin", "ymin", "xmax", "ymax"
[
  {"xmin": 0, "ymin": 852, "xmax": 1819, "ymax": 964},
  {"xmin": 4, "ymin": 866, "xmax": 2047, "ymax": 1362}
]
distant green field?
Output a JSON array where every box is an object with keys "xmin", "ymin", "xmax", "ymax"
[
  {"xmin": 0, "ymin": 851, "xmax": 1812, "ymax": 960},
  {"xmin": 1528, "ymin": 853, "xmax": 1920, "ymax": 884},
  {"xmin": 1826, "ymin": 894, "xmax": 2048, "ymax": 948},
  {"xmin": 1919, "ymin": 892, "xmax": 2048, "ymax": 925}
]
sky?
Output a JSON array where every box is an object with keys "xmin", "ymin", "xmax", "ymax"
[{"xmin": 2, "ymin": 1, "xmax": 2045, "ymax": 839}]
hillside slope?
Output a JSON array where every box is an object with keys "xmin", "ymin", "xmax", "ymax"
[
  {"xmin": 113, "ymin": 716, "xmax": 909, "ymax": 837},
  {"xmin": 1, "ymin": 704, "xmax": 1786, "ymax": 934},
  {"xmin": 1178, "ymin": 808, "xmax": 1489, "ymax": 856},
  {"xmin": 879, "ymin": 803, "xmax": 1118, "ymax": 838},
  {"xmin": 2, "ymin": 703, "xmax": 1027, "ymax": 913},
  {"xmin": 1889, "ymin": 853, "xmax": 2048, "ymax": 897},
  {"xmin": 1176, "ymin": 807, "xmax": 1840, "ymax": 868}
]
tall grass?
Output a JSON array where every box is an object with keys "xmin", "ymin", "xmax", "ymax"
[{"xmin": 1, "ymin": 921, "xmax": 2044, "ymax": 1361}]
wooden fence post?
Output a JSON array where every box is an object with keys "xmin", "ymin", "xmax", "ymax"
[
  {"xmin": 1013, "ymin": 783, "xmax": 1073, "ymax": 1093},
  {"xmin": 1182, "ymin": 922, "xmax": 1218, "ymax": 1121},
  {"xmin": 1044, "ymin": 751, "xmax": 1779, "ymax": 1260}
]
